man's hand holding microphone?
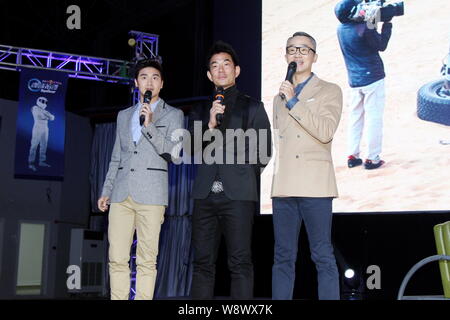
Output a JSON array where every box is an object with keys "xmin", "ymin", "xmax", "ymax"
[
  {"xmin": 279, "ymin": 61, "xmax": 297, "ymax": 102},
  {"xmin": 208, "ymin": 86, "xmax": 225, "ymax": 129}
]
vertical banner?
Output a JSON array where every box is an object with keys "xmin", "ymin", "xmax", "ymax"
[{"xmin": 14, "ymin": 69, "xmax": 68, "ymax": 180}]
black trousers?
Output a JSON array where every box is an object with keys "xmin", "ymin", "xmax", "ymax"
[{"xmin": 191, "ymin": 192, "xmax": 255, "ymax": 300}]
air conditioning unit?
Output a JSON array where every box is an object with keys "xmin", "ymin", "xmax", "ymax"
[{"xmin": 69, "ymin": 229, "xmax": 107, "ymax": 295}]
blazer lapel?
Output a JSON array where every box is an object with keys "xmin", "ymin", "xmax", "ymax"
[
  {"xmin": 152, "ymin": 99, "xmax": 169, "ymax": 124},
  {"xmin": 296, "ymin": 75, "xmax": 321, "ymax": 105},
  {"xmin": 124, "ymin": 106, "xmax": 137, "ymax": 148},
  {"xmin": 223, "ymin": 94, "xmax": 241, "ymax": 130},
  {"xmin": 222, "ymin": 94, "xmax": 242, "ymax": 147},
  {"xmin": 277, "ymin": 95, "xmax": 293, "ymax": 134},
  {"xmin": 136, "ymin": 99, "xmax": 168, "ymax": 146}
]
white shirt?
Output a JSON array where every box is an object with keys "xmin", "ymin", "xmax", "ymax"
[{"xmin": 131, "ymin": 98, "xmax": 160, "ymax": 144}]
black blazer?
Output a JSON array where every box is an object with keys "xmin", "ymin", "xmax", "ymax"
[{"xmin": 188, "ymin": 91, "xmax": 272, "ymax": 202}]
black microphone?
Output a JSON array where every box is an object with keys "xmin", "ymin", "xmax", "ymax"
[
  {"xmin": 280, "ymin": 62, "xmax": 297, "ymax": 100},
  {"xmin": 214, "ymin": 86, "xmax": 225, "ymax": 126},
  {"xmin": 140, "ymin": 90, "xmax": 152, "ymax": 126}
]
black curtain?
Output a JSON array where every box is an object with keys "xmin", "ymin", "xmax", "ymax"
[
  {"xmin": 155, "ymin": 117, "xmax": 196, "ymax": 298},
  {"xmin": 90, "ymin": 122, "xmax": 116, "ymax": 213}
]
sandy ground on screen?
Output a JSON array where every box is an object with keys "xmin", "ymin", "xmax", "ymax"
[{"xmin": 261, "ymin": 0, "xmax": 450, "ymax": 213}]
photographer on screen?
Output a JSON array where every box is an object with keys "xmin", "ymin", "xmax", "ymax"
[
  {"xmin": 335, "ymin": 0, "xmax": 402, "ymax": 170},
  {"xmin": 443, "ymin": 44, "xmax": 450, "ymax": 94}
]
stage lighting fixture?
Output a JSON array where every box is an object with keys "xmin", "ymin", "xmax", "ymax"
[
  {"xmin": 345, "ymin": 268, "xmax": 355, "ymax": 279},
  {"xmin": 342, "ymin": 267, "xmax": 365, "ymax": 300},
  {"xmin": 128, "ymin": 38, "xmax": 137, "ymax": 47}
]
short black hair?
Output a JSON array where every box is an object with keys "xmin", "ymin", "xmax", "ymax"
[
  {"xmin": 133, "ymin": 59, "xmax": 164, "ymax": 80},
  {"xmin": 206, "ymin": 40, "xmax": 240, "ymax": 70},
  {"xmin": 288, "ymin": 32, "xmax": 317, "ymax": 51}
]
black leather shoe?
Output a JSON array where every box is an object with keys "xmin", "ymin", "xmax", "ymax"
[
  {"xmin": 364, "ymin": 159, "xmax": 385, "ymax": 170},
  {"xmin": 347, "ymin": 155, "xmax": 363, "ymax": 168}
]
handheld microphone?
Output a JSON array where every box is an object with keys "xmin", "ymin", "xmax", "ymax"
[
  {"xmin": 140, "ymin": 90, "xmax": 152, "ymax": 126},
  {"xmin": 214, "ymin": 86, "xmax": 225, "ymax": 126},
  {"xmin": 280, "ymin": 62, "xmax": 297, "ymax": 100}
]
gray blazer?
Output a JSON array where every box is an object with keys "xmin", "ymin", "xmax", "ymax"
[{"xmin": 101, "ymin": 99, "xmax": 184, "ymax": 206}]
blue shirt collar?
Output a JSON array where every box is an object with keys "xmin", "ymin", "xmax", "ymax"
[{"xmin": 294, "ymin": 73, "xmax": 314, "ymax": 94}]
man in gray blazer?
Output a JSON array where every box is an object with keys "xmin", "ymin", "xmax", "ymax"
[{"xmin": 98, "ymin": 59, "xmax": 184, "ymax": 300}]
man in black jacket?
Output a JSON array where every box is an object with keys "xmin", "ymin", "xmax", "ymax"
[{"xmin": 188, "ymin": 40, "xmax": 272, "ymax": 299}]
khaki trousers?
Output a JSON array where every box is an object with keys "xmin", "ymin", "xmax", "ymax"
[{"xmin": 108, "ymin": 196, "xmax": 165, "ymax": 300}]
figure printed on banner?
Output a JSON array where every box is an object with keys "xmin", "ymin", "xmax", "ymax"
[{"xmin": 28, "ymin": 96, "xmax": 55, "ymax": 171}]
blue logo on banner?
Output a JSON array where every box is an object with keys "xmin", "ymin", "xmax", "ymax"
[
  {"xmin": 28, "ymin": 78, "xmax": 62, "ymax": 94},
  {"xmin": 28, "ymin": 78, "xmax": 42, "ymax": 92}
]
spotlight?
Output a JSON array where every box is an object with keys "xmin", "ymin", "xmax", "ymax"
[
  {"xmin": 344, "ymin": 267, "xmax": 360, "ymax": 288},
  {"xmin": 342, "ymin": 267, "xmax": 364, "ymax": 300},
  {"xmin": 345, "ymin": 269, "xmax": 355, "ymax": 279},
  {"xmin": 128, "ymin": 38, "xmax": 136, "ymax": 47},
  {"xmin": 334, "ymin": 246, "xmax": 366, "ymax": 300}
]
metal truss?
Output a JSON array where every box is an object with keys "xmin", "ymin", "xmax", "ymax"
[
  {"xmin": 129, "ymin": 30, "xmax": 160, "ymax": 62},
  {"xmin": 0, "ymin": 29, "xmax": 161, "ymax": 108},
  {"xmin": 128, "ymin": 31, "xmax": 161, "ymax": 104},
  {"xmin": 0, "ymin": 44, "xmax": 133, "ymax": 84}
]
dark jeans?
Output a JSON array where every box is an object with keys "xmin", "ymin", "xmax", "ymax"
[
  {"xmin": 191, "ymin": 192, "xmax": 255, "ymax": 300},
  {"xmin": 272, "ymin": 197, "xmax": 340, "ymax": 300}
]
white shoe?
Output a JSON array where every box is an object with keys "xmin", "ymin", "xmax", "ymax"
[
  {"xmin": 39, "ymin": 162, "xmax": 51, "ymax": 167},
  {"xmin": 28, "ymin": 164, "xmax": 37, "ymax": 171}
]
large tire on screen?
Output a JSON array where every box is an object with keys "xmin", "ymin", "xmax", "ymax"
[{"xmin": 417, "ymin": 79, "xmax": 450, "ymax": 126}]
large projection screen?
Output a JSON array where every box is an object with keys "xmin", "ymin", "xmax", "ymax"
[{"xmin": 261, "ymin": 0, "xmax": 450, "ymax": 214}]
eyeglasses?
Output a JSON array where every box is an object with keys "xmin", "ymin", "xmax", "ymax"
[{"xmin": 286, "ymin": 46, "xmax": 316, "ymax": 55}]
